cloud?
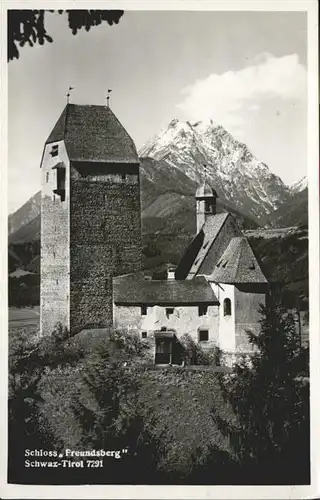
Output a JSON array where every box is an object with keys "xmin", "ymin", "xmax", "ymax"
[{"xmin": 177, "ymin": 53, "xmax": 306, "ymax": 135}]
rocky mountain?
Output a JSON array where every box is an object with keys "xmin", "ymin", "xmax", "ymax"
[
  {"xmin": 8, "ymin": 191, "xmax": 41, "ymax": 236},
  {"xmin": 261, "ymin": 188, "xmax": 308, "ymax": 229},
  {"xmin": 8, "ymin": 119, "xmax": 307, "ymax": 278},
  {"xmin": 140, "ymin": 118, "xmax": 291, "ymax": 220},
  {"xmin": 290, "ymin": 176, "xmax": 308, "ymax": 194},
  {"xmin": 8, "ymin": 154, "xmax": 259, "ymax": 246}
]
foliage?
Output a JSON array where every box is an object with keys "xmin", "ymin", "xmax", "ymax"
[
  {"xmin": 8, "ymin": 275, "xmax": 40, "ymax": 307},
  {"xmin": 8, "ymin": 10, "xmax": 124, "ymax": 61},
  {"xmin": 8, "ymin": 325, "xmax": 162, "ymax": 484},
  {"xmin": 249, "ymin": 230, "xmax": 309, "ymax": 309},
  {"xmin": 179, "ymin": 334, "xmax": 222, "ymax": 366},
  {"xmin": 207, "ymin": 293, "xmax": 310, "ymax": 484}
]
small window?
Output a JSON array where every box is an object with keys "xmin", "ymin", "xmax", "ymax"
[
  {"xmin": 141, "ymin": 305, "xmax": 147, "ymax": 316},
  {"xmin": 224, "ymin": 298, "xmax": 231, "ymax": 316},
  {"xmin": 141, "ymin": 331, "xmax": 147, "ymax": 339},
  {"xmin": 50, "ymin": 144, "xmax": 59, "ymax": 157},
  {"xmin": 46, "ymin": 172, "xmax": 49, "ymax": 183},
  {"xmin": 166, "ymin": 307, "xmax": 174, "ymax": 317},
  {"xmin": 121, "ymin": 174, "xmax": 126, "ymax": 181},
  {"xmin": 205, "ymin": 201, "xmax": 211, "ymax": 212},
  {"xmin": 56, "ymin": 279, "xmax": 58, "ymax": 285},
  {"xmin": 198, "ymin": 329, "xmax": 209, "ymax": 342},
  {"xmin": 57, "ymin": 167, "xmax": 65, "ymax": 191},
  {"xmin": 198, "ymin": 305, "xmax": 208, "ymax": 316}
]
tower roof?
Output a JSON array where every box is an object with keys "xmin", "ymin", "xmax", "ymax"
[
  {"xmin": 196, "ymin": 182, "xmax": 218, "ymax": 199},
  {"xmin": 209, "ymin": 236, "xmax": 268, "ymax": 284},
  {"xmin": 46, "ymin": 104, "xmax": 139, "ymax": 163}
]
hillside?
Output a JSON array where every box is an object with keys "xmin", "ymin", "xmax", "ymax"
[
  {"xmin": 260, "ymin": 188, "xmax": 308, "ymax": 229},
  {"xmin": 246, "ymin": 227, "xmax": 309, "ymax": 309},
  {"xmin": 8, "ymin": 191, "xmax": 41, "ymax": 236}
]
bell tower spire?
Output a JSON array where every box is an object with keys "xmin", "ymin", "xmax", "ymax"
[{"xmin": 195, "ymin": 175, "xmax": 218, "ymax": 233}]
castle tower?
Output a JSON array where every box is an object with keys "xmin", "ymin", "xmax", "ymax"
[
  {"xmin": 195, "ymin": 182, "xmax": 218, "ymax": 233},
  {"xmin": 40, "ymin": 104, "xmax": 142, "ymax": 334}
]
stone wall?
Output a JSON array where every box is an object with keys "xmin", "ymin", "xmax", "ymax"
[
  {"xmin": 234, "ymin": 284, "xmax": 266, "ymax": 351},
  {"xmin": 40, "ymin": 141, "xmax": 70, "ymax": 334},
  {"xmin": 114, "ymin": 303, "xmax": 219, "ymax": 350},
  {"xmin": 70, "ymin": 162, "xmax": 142, "ymax": 332}
]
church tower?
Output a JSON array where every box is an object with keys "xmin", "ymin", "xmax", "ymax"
[
  {"xmin": 40, "ymin": 104, "xmax": 142, "ymax": 334},
  {"xmin": 195, "ymin": 182, "xmax": 218, "ymax": 233}
]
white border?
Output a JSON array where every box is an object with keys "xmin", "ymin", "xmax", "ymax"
[{"xmin": 1, "ymin": 1, "xmax": 319, "ymax": 498}]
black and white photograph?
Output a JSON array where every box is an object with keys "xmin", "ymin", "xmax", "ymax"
[{"xmin": 2, "ymin": 2, "xmax": 319, "ymax": 498}]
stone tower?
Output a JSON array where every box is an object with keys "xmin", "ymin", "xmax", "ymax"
[
  {"xmin": 195, "ymin": 182, "xmax": 218, "ymax": 233},
  {"xmin": 40, "ymin": 104, "xmax": 142, "ymax": 334}
]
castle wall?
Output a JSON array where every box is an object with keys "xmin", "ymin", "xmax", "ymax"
[
  {"xmin": 70, "ymin": 162, "xmax": 142, "ymax": 332},
  {"xmin": 114, "ymin": 303, "xmax": 219, "ymax": 353},
  {"xmin": 211, "ymin": 282, "xmax": 236, "ymax": 352},
  {"xmin": 40, "ymin": 141, "xmax": 70, "ymax": 334},
  {"xmin": 234, "ymin": 284, "xmax": 266, "ymax": 352}
]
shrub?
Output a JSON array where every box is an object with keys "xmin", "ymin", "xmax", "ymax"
[
  {"xmin": 179, "ymin": 334, "xmax": 221, "ymax": 366},
  {"xmin": 208, "ymin": 293, "xmax": 310, "ymax": 484}
]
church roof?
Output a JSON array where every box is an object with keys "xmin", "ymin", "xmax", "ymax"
[
  {"xmin": 209, "ymin": 237, "xmax": 268, "ymax": 284},
  {"xmin": 196, "ymin": 182, "xmax": 218, "ymax": 199},
  {"xmin": 46, "ymin": 104, "xmax": 139, "ymax": 163},
  {"xmin": 113, "ymin": 273, "xmax": 219, "ymax": 306},
  {"xmin": 175, "ymin": 213, "xmax": 230, "ymax": 280}
]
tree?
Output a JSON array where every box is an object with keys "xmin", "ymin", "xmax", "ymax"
[
  {"xmin": 206, "ymin": 294, "xmax": 310, "ymax": 484},
  {"xmin": 8, "ymin": 323, "xmax": 162, "ymax": 484},
  {"xmin": 8, "ymin": 10, "xmax": 124, "ymax": 61}
]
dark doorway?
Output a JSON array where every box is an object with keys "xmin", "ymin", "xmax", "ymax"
[
  {"xmin": 154, "ymin": 330, "xmax": 183, "ymax": 365},
  {"xmin": 155, "ymin": 337, "xmax": 172, "ymax": 364}
]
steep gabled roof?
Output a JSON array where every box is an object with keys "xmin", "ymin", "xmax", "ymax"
[
  {"xmin": 175, "ymin": 213, "xmax": 229, "ymax": 280},
  {"xmin": 46, "ymin": 104, "xmax": 139, "ymax": 163},
  {"xmin": 209, "ymin": 236, "xmax": 268, "ymax": 284},
  {"xmin": 113, "ymin": 273, "xmax": 219, "ymax": 306}
]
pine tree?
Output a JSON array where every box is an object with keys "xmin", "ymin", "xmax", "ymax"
[{"xmin": 209, "ymin": 293, "xmax": 310, "ymax": 484}]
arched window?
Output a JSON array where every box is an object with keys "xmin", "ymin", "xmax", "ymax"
[{"xmin": 224, "ymin": 298, "xmax": 231, "ymax": 316}]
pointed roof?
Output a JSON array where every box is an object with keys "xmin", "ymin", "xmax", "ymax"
[
  {"xmin": 46, "ymin": 104, "xmax": 139, "ymax": 163},
  {"xmin": 175, "ymin": 213, "xmax": 230, "ymax": 280},
  {"xmin": 209, "ymin": 236, "xmax": 268, "ymax": 284},
  {"xmin": 196, "ymin": 182, "xmax": 218, "ymax": 199}
]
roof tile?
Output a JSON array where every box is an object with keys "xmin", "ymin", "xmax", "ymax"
[
  {"xmin": 186, "ymin": 213, "xmax": 229, "ymax": 278},
  {"xmin": 113, "ymin": 274, "xmax": 219, "ymax": 305},
  {"xmin": 46, "ymin": 104, "xmax": 139, "ymax": 163},
  {"xmin": 209, "ymin": 237, "xmax": 268, "ymax": 283}
]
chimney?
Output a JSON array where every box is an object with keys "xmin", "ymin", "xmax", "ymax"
[{"xmin": 167, "ymin": 265, "xmax": 176, "ymax": 280}]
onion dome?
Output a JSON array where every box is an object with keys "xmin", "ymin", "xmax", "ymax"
[{"xmin": 195, "ymin": 182, "xmax": 218, "ymax": 199}]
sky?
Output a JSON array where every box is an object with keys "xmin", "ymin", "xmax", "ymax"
[{"xmin": 8, "ymin": 10, "xmax": 307, "ymax": 213}]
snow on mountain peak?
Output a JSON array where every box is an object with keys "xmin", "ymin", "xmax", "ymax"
[
  {"xmin": 139, "ymin": 117, "xmax": 291, "ymax": 219},
  {"xmin": 290, "ymin": 175, "xmax": 307, "ymax": 193}
]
